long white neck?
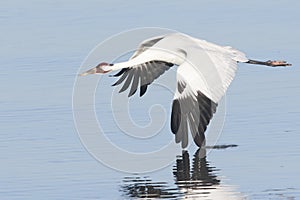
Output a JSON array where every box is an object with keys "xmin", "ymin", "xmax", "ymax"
[{"xmin": 103, "ymin": 48, "xmax": 185, "ymax": 71}]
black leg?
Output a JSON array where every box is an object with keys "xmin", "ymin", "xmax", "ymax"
[{"xmin": 246, "ymin": 59, "xmax": 291, "ymax": 67}]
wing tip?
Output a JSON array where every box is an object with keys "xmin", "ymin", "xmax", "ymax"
[{"xmin": 139, "ymin": 85, "xmax": 148, "ymax": 97}]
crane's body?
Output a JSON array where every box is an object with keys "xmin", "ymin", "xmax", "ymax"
[{"xmin": 80, "ymin": 32, "xmax": 291, "ymax": 148}]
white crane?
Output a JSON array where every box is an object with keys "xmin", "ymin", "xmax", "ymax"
[{"xmin": 80, "ymin": 32, "xmax": 291, "ymax": 148}]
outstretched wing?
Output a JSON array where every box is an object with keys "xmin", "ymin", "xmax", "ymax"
[
  {"xmin": 171, "ymin": 80, "xmax": 217, "ymax": 148},
  {"xmin": 112, "ymin": 61, "xmax": 174, "ymax": 97},
  {"xmin": 170, "ymin": 43, "xmax": 241, "ymax": 148},
  {"xmin": 111, "ymin": 34, "xmax": 176, "ymax": 97}
]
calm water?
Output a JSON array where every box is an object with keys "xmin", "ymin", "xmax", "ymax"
[{"xmin": 1, "ymin": 1, "xmax": 300, "ymax": 199}]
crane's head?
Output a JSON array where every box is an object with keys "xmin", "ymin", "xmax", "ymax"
[{"xmin": 79, "ymin": 62, "xmax": 112, "ymax": 76}]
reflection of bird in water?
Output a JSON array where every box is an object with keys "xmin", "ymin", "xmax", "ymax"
[
  {"xmin": 174, "ymin": 149, "xmax": 245, "ymax": 199},
  {"xmin": 121, "ymin": 149, "xmax": 245, "ymax": 199},
  {"xmin": 121, "ymin": 176, "xmax": 178, "ymax": 199},
  {"xmin": 174, "ymin": 148, "xmax": 220, "ymax": 189}
]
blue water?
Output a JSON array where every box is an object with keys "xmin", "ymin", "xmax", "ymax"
[{"xmin": 1, "ymin": 1, "xmax": 300, "ymax": 199}]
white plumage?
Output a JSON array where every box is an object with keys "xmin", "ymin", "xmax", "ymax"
[
  {"xmin": 80, "ymin": 32, "xmax": 291, "ymax": 148},
  {"xmin": 106, "ymin": 33, "xmax": 247, "ymax": 102}
]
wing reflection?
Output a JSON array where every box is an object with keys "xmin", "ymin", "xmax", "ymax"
[
  {"xmin": 121, "ymin": 148, "xmax": 245, "ymax": 199},
  {"xmin": 174, "ymin": 149, "xmax": 220, "ymax": 189},
  {"xmin": 121, "ymin": 176, "xmax": 179, "ymax": 199}
]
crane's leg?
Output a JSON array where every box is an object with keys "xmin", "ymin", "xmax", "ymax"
[{"xmin": 246, "ymin": 59, "xmax": 292, "ymax": 67}]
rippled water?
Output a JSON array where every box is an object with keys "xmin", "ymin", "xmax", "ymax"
[
  {"xmin": 1, "ymin": 1, "xmax": 300, "ymax": 199},
  {"xmin": 121, "ymin": 149, "xmax": 246, "ymax": 199}
]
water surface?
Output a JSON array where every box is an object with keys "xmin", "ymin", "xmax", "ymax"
[{"xmin": 1, "ymin": 1, "xmax": 300, "ymax": 199}]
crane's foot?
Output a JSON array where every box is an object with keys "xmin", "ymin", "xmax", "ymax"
[{"xmin": 266, "ymin": 60, "xmax": 292, "ymax": 67}]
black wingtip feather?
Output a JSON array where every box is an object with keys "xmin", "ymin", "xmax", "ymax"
[
  {"xmin": 112, "ymin": 68, "xmax": 129, "ymax": 77},
  {"xmin": 172, "ymin": 90, "xmax": 218, "ymax": 148},
  {"xmin": 140, "ymin": 85, "xmax": 148, "ymax": 97},
  {"xmin": 193, "ymin": 134, "xmax": 205, "ymax": 148},
  {"xmin": 128, "ymin": 88, "xmax": 137, "ymax": 97},
  {"xmin": 111, "ymin": 71, "xmax": 129, "ymax": 86},
  {"xmin": 112, "ymin": 82, "xmax": 119, "ymax": 86},
  {"xmin": 166, "ymin": 62, "xmax": 174, "ymax": 67},
  {"xmin": 193, "ymin": 91, "xmax": 218, "ymax": 147},
  {"xmin": 128, "ymin": 69, "xmax": 140, "ymax": 97},
  {"xmin": 112, "ymin": 61, "xmax": 174, "ymax": 97},
  {"xmin": 119, "ymin": 72, "xmax": 134, "ymax": 93}
]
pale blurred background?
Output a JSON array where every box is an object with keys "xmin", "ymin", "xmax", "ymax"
[{"xmin": 1, "ymin": 1, "xmax": 299, "ymax": 199}]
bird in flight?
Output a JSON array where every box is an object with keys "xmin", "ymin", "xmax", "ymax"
[{"xmin": 80, "ymin": 32, "xmax": 291, "ymax": 148}]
